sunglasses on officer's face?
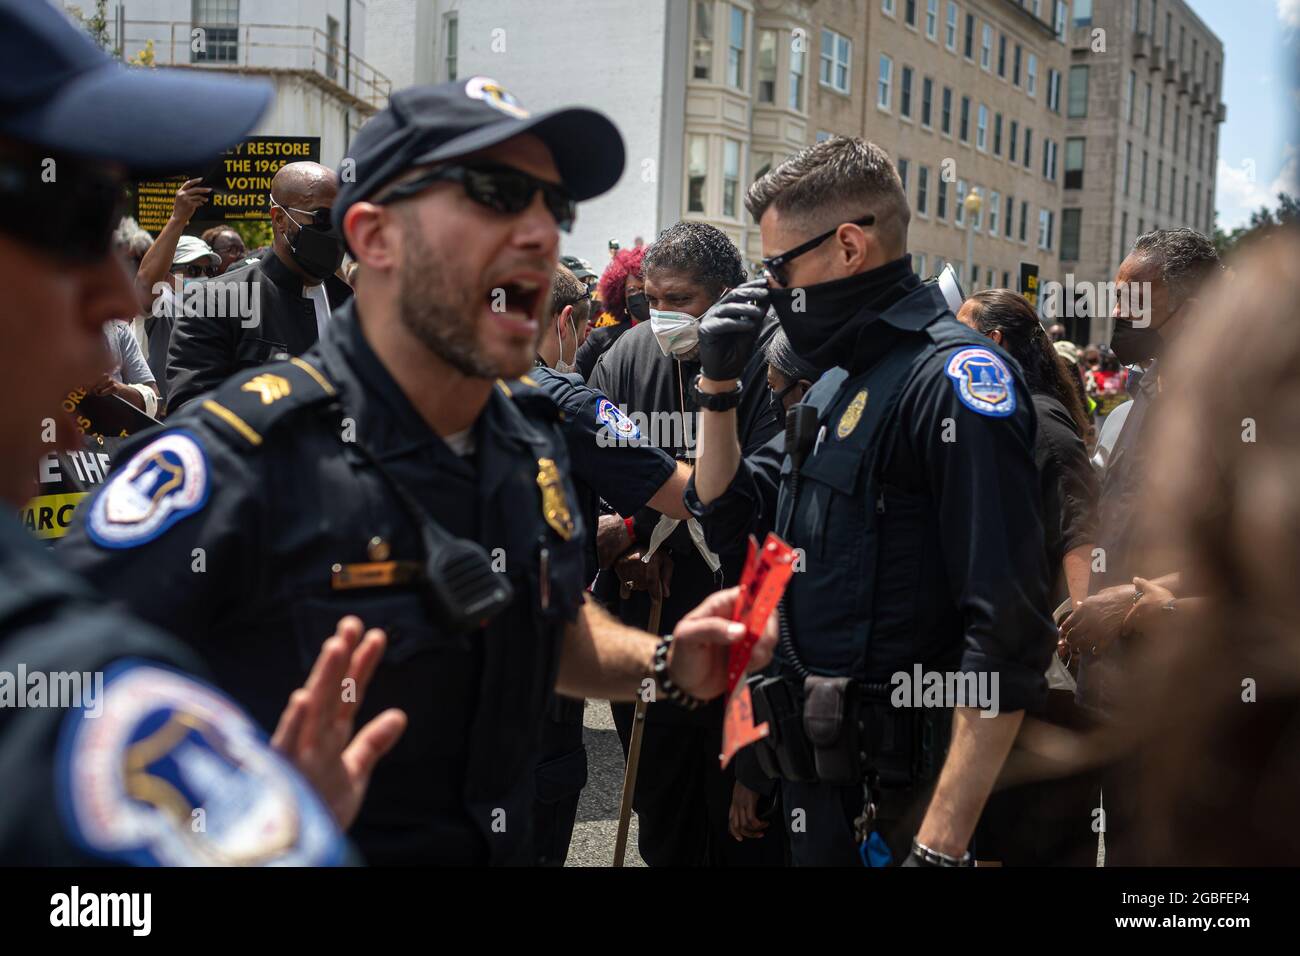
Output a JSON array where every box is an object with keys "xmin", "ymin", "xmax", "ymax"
[
  {"xmin": 761, "ymin": 214, "xmax": 875, "ymax": 288},
  {"xmin": 376, "ymin": 163, "xmax": 577, "ymax": 233},
  {"xmin": 0, "ymin": 153, "xmax": 127, "ymax": 264}
]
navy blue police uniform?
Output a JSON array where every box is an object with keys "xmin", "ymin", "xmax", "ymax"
[
  {"xmin": 522, "ymin": 364, "xmax": 676, "ymax": 865},
  {"xmin": 687, "ymin": 279, "xmax": 1056, "ymax": 866},
  {"xmin": 59, "ymin": 302, "xmax": 589, "ymax": 865}
]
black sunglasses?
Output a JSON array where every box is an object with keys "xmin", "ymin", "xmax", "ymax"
[
  {"xmin": 182, "ymin": 262, "xmax": 218, "ymax": 279},
  {"xmin": 377, "ymin": 163, "xmax": 576, "ymax": 232},
  {"xmin": 0, "ymin": 153, "xmax": 127, "ymax": 264},
  {"xmin": 761, "ymin": 214, "xmax": 875, "ymax": 287}
]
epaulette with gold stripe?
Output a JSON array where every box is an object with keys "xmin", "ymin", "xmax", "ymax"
[{"xmin": 197, "ymin": 356, "xmax": 338, "ymax": 448}]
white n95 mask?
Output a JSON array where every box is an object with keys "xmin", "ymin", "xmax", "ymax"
[{"xmin": 649, "ymin": 309, "xmax": 699, "ymax": 357}]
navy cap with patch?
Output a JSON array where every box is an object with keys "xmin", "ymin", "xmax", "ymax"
[
  {"xmin": 333, "ymin": 76, "xmax": 625, "ymax": 234},
  {"xmin": 0, "ymin": 0, "xmax": 270, "ymax": 173}
]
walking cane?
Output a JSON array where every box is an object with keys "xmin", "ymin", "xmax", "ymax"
[{"xmin": 613, "ymin": 594, "xmax": 662, "ymax": 867}]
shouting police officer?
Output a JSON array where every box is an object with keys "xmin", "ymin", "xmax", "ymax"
[
  {"xmin": 688, "ymin": 136, "xmax": 1055, "ymax": 867},
  {"xmin": 60, "ymin": 77, "xmax": 774, "ymax": 865},
  {"xmin": 0, "ymin": 0, "xmax": 405, "ymax": 866}
]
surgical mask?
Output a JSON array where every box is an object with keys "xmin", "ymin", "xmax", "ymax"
[
  {"xmin": 275, "ymin": 200, "xmax": 345, "ymax": 282},
  {"xmin": 625, "ymin": 290, "xmax": 650, "ymax": 323},
  {"xmin": 555, "ymin": 314, "xmax": 578, "ymax": 374},
  {"xmin": 649, "ymin": 309, "xmax": 699, "ymax": 357},
  {"xmin": 1109, "ymin": 318, "xmax": 1164, "ymax": 365}
]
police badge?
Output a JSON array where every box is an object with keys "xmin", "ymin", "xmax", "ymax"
[{"xmin": 536, "ymin": 458, "xmax": 574, "ymax": 541}]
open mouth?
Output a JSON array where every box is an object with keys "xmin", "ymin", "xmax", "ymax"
[{"xmin": 488, "ymin": 279, "xmax": 543, "ymax": 321}]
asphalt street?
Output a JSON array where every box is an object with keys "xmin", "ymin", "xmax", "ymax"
[{"xmin": 566, "ymin": 699, "xmax": 645, "ymax": 867}]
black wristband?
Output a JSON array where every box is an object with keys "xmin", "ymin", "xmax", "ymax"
[
  {"xmin": 652, "ymin": 634, "xmax": 704, "ymax": 710},
  {"xmin": 692, "ymin": 373, "xmax": 742, "ymax": 412}
]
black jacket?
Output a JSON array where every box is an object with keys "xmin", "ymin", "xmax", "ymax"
[{"xmin": 165, "ymin": 250, "xmax": 352, "ymax": 413}]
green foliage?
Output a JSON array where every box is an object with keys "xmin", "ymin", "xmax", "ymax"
[
  {"xmin": 1214, "ymin": 193, "xmax": 1300, "ymax": 258},
  {"xmin": 230, "ymin": 221, "xmax": 275, "ymax": 253},
  {"xmin": 67, "ymin": 1, "xmax": 114, "ymax": 55}
]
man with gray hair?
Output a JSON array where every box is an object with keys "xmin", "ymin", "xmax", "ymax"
[{"xmin": 686, "ymin": 135, "xmax": 1055, "ymax": 866}]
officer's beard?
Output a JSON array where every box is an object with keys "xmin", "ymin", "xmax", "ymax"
[{"xmin": 396, "ymin": 219, "xmax": 517, "ymax": 379}]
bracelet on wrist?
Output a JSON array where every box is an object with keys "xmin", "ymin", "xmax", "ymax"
[
  {"xmin": 909, "ymin": 837, "xmax": 973, "ymax": 867},
  {"xmin": 651, "ymin": 634, "xmax": 704, "ymax": 710}
]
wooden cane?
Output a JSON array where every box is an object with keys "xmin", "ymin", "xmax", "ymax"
[{"xmin": 613, "ymin": 594, "xmax": 662, "ymax": 867}]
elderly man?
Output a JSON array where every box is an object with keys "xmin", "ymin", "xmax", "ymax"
[
  {"xmin": 202, "ymin": 224, "xmax": 248, "ymax": 275},
  {"xmin": 165, "ymin": 160, "xmax": 354, "ymax": 411}
]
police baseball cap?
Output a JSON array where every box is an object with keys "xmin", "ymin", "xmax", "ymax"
[
  {"xmin": 333, "ymin": 77, "xmax": 625, "ymax": 232},
  {"xmin": 0, "ymin": 0, "xmax": 270, "ymax": 172}
]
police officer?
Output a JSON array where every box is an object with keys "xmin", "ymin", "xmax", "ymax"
[
  {"xmin": 60, "ymin": 77, "xmax": 775, "ymax": 865},
  {"xmin": 0, "ymin": 0, "xmax": 404, "ymax": 865},
  {"xmin": 527, "ymin": 264, "xmax": 691, "ymax": 864},
  {"xmin": 688, "ymin": 136, "xmax": 1055, "ymax": 866}
]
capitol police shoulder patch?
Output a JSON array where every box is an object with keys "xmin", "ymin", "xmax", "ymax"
[
  {"xmin": 56, "ymin": 661, "xmax": 346, "ymax": 867},
  {"xmin": 86, "ymin": 429, "xmax": 210, "ymax": 549},
  {"xmin": 944, "ymin": 347, "xmax": 1017, "ymax": 417},
  {"xmin": 595, "ymin": 397, "xmax": 642, "ymax": 442}
]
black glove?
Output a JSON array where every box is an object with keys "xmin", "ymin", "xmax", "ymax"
[{"xmin": 697, "ymin": 279, "xmax": 770, "ymax": 381}]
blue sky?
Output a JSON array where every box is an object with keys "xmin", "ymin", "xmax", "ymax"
[{"xmin": 1194, "ymin": 0, "xmax": 1300, "ymax": 230}]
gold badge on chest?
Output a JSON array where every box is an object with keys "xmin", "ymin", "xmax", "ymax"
[
  {"xmin": 836, "ymin": 388, "xmax": 869, "ymax": 440},
  {"xmin": 536, "ymin": 457, "xmax": 574, "ymax": 541}
]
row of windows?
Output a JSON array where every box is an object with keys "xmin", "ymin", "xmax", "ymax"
[
  {"xmin": 1124, "ymin": 68, "xmax": 1214, "ymax": 173},
  {"xmin": 895, "ymin": 161, "xmax": 1058, "ymax": 251},
  {"xmin": 912, "ymin": 253, "xmax": 1023, "ymax": 295},
  {"xmin": 1119, "ymin": 140, "xmax": 1209, "ymax": 223},
  {"xmin": 1073, "ymin": 1, "xmax": 1221, "ymax": 102}
]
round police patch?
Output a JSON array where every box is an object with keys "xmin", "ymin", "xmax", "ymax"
[
  {"xmin": 85, "ymin": 430, "xmax": 210, "ymax": 549},
  {"xmin": 465, "ymin": 76, "xmax": 530, "ymax": 118},
  {"xmin": 56, "ymin": 661, "xmax": 346, "ymax": 867},
  {"xmin": 595, "ymin": 397, "xmax": 641, "ymax": 441},
  {"xmin": 945, "ymin": 347, "xmax": 1017, "ymax": 417}
]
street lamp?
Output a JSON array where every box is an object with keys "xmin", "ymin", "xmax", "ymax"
[{"xmin": 963, "ymin": 187, "xmax": 982, "ymax": 291}]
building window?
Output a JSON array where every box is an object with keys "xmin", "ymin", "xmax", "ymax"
[
  {"xmin": 1026, "ymin": 53, "xmax": 1037, "ymax": 96},
  {"xmin": 191, "ymin": 0, "xmax": 239, "ymax": 64},
  {"xmin": 442, "ymin": 12, "xmax": 458, "ymax": 81},
  {"xmin": 726, "ymin": 5, "xmax": 746, "ymax": 89},
  {"xmin": 820, "ymin": 28, "xmax": 851, "ymax": 92},
  {"xmin": 926, "ymin": 0, "xmax": 938, "ymax": 39},
  {"xmin": 1013, "ymin": 43, "xmax": 1022, "ymax": 85},
  {"xmin": 980, "ymin": 24, "xmax": 992, "ymax": 70},
  {"xmin": 878, "ymin": 55, "xmax": 894, "ymax": 109},
  {"xmin": 1169, "ymin": 164, "xmax": 1177, "ymax": 215},
  {"xmin": 941, "ymin": 86, "xmax": 953, "ymax": 134},
  {"xmin": 905, "ymin": 0, "xmax": 917, "ymax": 27},
  {"xmin": 997, "ymin": 34, "xmax": 1006, "ymax": 76},
  {"xmin": 922, "ymin": 77, "xmax": 933, "ymax": 126},
  {"xmin": 972, "ymin": 187, "xmax": 983, "ymax": 231},
  {"xmin": 1005, "ymin": 194, "xmax": 1014, "ymax": 237},
  {"xmin": 751, "ymin": 151, "xmax": 773, "ymax": 183},
  {"xmin": 989, "ymin": 190, "xmax": 1000, "ymax": 236},
  {"xmin": 1182, "ymin": 173, "xmax": 1189, "ymax": 221},
  {"xmin": 937, "ymin": 178, "xmax": 948, "ymax": 219},
  {"xmin": 1019, "ymin": 200, "xmax": 1028, "ymax": 242},
  {"xmin": 1143, "ymin": 81, "xmax": 1152, "ymax": 135},
  {"xmin": 1009, "ymin": 120, "xmax": 1018, "ymax": 159},
  {"xmin": 1043, "ymin": 139, "xmax": 1057, "ymax": 180},
  {"xmin": 1140, "ymin": 149, "xmax": 1148, "ymax": 202},
  {"xmin": 789, "ymin": 41, "xmax": 805, "ymax": 110},
  {"xmin": 993, "ymin": 113, "xmax": 1002, "ymax": 155},
  {"xmin": 916, "ymin": 253, "xmax": 928, "ymax": 277},
  {"xmin": 898, "ymin": 158, "xmax": 910, "ymax": 194},
  {"xmin": 883, "ymin": 0, "xmax": 896, "ymax": 13},
  {"xmin": 1125, "ymin": 70, "xmax": 1136, "ymax": 123},
  {"xmin": 1155, "ymin": 159, "xmax": 1163, "ymax": 209},
  {"xmin": 1159, "ymin": 93, "xmax": 1167, "ymax": 145},
  {"xmin": 723, "ymin": 138, "xmax": 741, "ymax": 217},
  {"xmin": 960, "ymin": 95, "xmax": 970, "ymax": 141},
  {"xmin": 918, "ymin": 164, "xmax": 930, "ymax": 214},
  {"xmin": 963, "ymin": 12, "xmax": 975, "ymax": 58},
  {"xmin": 815, "ymin": 130, "xmax": 832, "ymax": 142},
  {"xmin": 1120, "ymin": 211, "xmax": 1129, "ymax": 262},
  {"xmin": 955, "ymin": 178, "xmax": 967, "ymax": 225},
  {"xmin": 977, "ymin": 104, "xmax": 988, "ymax": 150},
  {"xmin": 693, "ymin": 1, "xmax": 713, "ymax": 80},
  {"xmin": 757, "ymin": 30, "xmax": 777, "ymax": 103},
  {"xmin": 1061, "ymin": 209, "xmax": 1081, "ymax": 260},
  {"xmin": 1074, "ymin": 0, "xmax": 1093, "ymax": 26},
  {"xmin": 688, "ymin": 135, "xmax": 708, "ymax": 213},
  {"xmin": 1054, "ymin": 0, "xmax": 1068, "ymax": 41},
  {"xmin": 1065, "ymin": 137, "xmax": 1084, "ymax": 189},
  {"xmin": 900, "ymin": 65, "xmax": 913, "ymax": 116},
  {"xmin": 945, "ymin": 1, "xmax": 958, "ymax": 50},
  {"xmin": 1047, "ymin": 69, "xmax": 1061, "ymax": 112},
  {"xmin": 1124, "ymin": 141, "xmax": 1132, "ymax": 196},
  {"xmin": 1038, "ymin": 208, "xmax": 1053, "ymax": 250},
  {"xmin": 326, "ymin": 16, "xmax": 340, "ymax": 82},
  {"xmin": 1023, "ymin": 127, "xmax": 1032, "ymax": 168},
  {"xmin": 1067, "ymin": 65, "xmax": 1088, "ymax": 117}
]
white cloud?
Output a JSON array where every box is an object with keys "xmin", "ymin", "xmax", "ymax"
[
  {"xmin": 1280, "ymin": 0, "xmax": 1300, "ymax": 28},
  {"xmin": 1216, "ymin": 144, "xmax": 1300, "ymax": 229}
]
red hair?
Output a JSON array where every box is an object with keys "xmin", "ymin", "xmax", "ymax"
[{"xmin": 597, "ymin": 246, "xmax": 647, "ymax": 324}]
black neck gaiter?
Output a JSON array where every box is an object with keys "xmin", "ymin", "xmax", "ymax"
[{"xmin": 768, "ymin": 256, "xmax": 920, "ymax": 372}]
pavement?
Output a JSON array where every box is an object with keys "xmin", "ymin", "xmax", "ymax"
[{"xmin": 565, "ymin": 698, "xmax": 645, "ymax": 867}]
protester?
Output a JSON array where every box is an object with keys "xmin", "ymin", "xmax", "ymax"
[
  {"xmin": 91, "ymin": 319, "xmax": 160, "ymax": 417},
  {"xmin": 764, "ymin": 327, "xmax": 820, "ymax": 420},
  {"xmin": 202, "ymin": 224, "xmax": 248, "ymax": 275},
  {"xmin": 165, "ymin": 160, "xmax": 354, "ymax": 412},
  {"xmin": 590, "ymin": 220, "xmax": 783, "ymax": 867},
  {"xmin": 537, "ymin": 264, "xmax": 591, "ymax": 372},
  {"xmin": 0, "ymin": 0, "xmax": 405, "ymax": 866},
  {"xmin": 575, "ymin": 245, "xmax": 646, "ymax": 380}
]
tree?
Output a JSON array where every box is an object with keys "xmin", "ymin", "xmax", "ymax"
[
  {"xmin": 67, "ymin": 1, "xmax": 114, "ymax": 56},
  {"xmin": 1214, "ymin": 193, "xmax": 1299, "ymax": 258}
]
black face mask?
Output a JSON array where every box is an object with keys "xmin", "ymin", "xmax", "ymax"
[
  {"xmin": 1109, "ymin": 318, "xmax": 1164, "ymax": 365},
  {"xmin": 625, "ymin": 290, "xmax": 650, "ymax": 323},
  {"xmin": 769, "ymin": 380, "xmax": 801, "ymax": 424},
  {"xmin": 287, "ymin": 220, "xmax": 345, "ymax": 282},
  {"xmin": 766, "ymin": 256, "xmax": 918, "ymax": 371}
]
